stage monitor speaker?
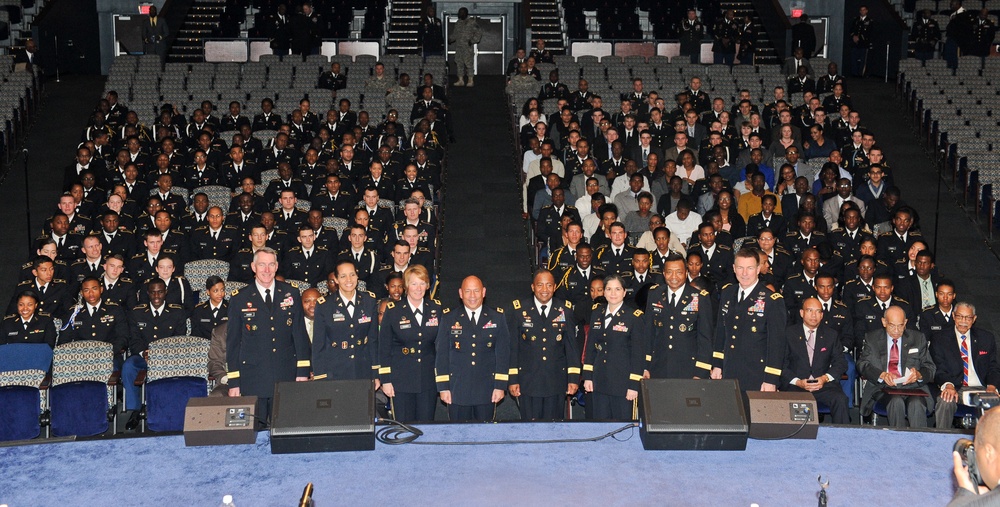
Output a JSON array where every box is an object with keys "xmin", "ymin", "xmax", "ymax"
[
  {"xmin": 745, "ymin": 391, "xmax": 818, "ymax": 440},
  {"xmin": 270, "ymin": 379, "xmax": 375, "ymax": 454},
  {"xmin": 183, "ymin": 396, "xmax": 258, "ymax": 446},
  {"xmin": 639, "ymin": 378, "xmax": 748, "ymax": 450}
]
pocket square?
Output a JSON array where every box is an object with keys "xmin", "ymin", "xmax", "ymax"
[
  {"xmin": 908, "ymin": 348, "xmax": 919, "ymax": 354},
  {"xmin": 820, "ymin": 347, "xmax": 827, "ymax": 352}
]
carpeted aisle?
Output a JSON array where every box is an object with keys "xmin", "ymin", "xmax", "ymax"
[
  {"xmin": 0, "ymin": 423, "xmax": 963, "ymax": 505},
  {"xmin": 437, "ymin": 76, "xmax": 531, "ymax": 309}
]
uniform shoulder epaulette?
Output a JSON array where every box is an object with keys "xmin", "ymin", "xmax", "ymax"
[
  {"xmin": 53, "ymin": 279, "xmax": 67, "ymax": 284},
  {"xmin": 417, "ymin": 246, "xmax": 431, "ymax": 253},
  {"xmin": 237, "ymin": 247, "xmax": 252, "ymax": 253},
  {"xmin": 195, "ymin": 300, "xmax": 209, "ymax": 308},
  {"xmin": 894, "ymin": 296, "xmax": 910, "ymax": 304},
  {"xmin": 121, "ymin": 277, "xmax": 133, "ymax": 283},
  {"xmin": 223, "ymin": 224, "xmax": 238, "ymax": 230},
  {"xmin": 105, "ymin": 300, "xmax": 119, "ymax": 306},
  {"xmin": 3, "ymin": 314, "xmax": 16, "ymax": 320},
  {"xmin": 70, "ymin": 258, "xmax": 85, "ymax": 266},
  {"xmin": 37, "ymin": 311, "xmax": 51, "ymax": 317},
  {"xmin": 540, "ymin": 204, "xmax": 553, "ymax": 210},
  {"xmin": 834, "ymin": 301, "xmax": 847, "ymax": 308},
  {"xmin": 633, "ymin": 309, "xmax": 643, "ymax": 317},
  {"xmin": 316, "ymin": 296, "xmax": 326, "ymax": 304},
  {"xmin": 512, "ymin": 299, "xmax": 521, "ymax": 310},
  {"xmin": 20, "ymin": 261, "xmax": 32, "ymax": 269},
  {"xmin": 231, "ymin": 288, "xmax": 241, "ymax": 296},
  {"xmin": 289, "ymin": 246, "xmax": 303, "ymax": 252},
  {"xmin": 592, "ymin": 302, "xmax": 600, "ymax": 310},
  {"xmin": 786, "ymin": 273, "xmax": 802, "ymax": 280},
  {"xmin": 922, "ymin": 304, "xmax": 936, "ymax": 311},
  {"xmin": 770, "ymin": 292, "xmax": 783, "ymax": 300},
  {"xmin": 131, "ymin": 253, "xmax": 145, "ymax": 259},
  {"xmin": 442, "ymin": 307, "xmax": 451, "ymax": 314},
  {"xmin": 193, "ymin": 225, "xmax": 208, "ymax": 232},
  {"xmin": 857, "ymin": 296, "xmax": 872, "ymax": 302},
  {"xmin": 432, "ymin": 299, "xmax": 441, "ymax": 305},
  {"xmin": 699, "ymin": 289, "xmax": 710, "ymax": 296},
  {"xmin": 878, "ymin": 231, "xmax": 893, "ymax": 237},
  {"xmin": 133, "ymin": 304, "xmax": 149, "ymax": 310},
  {"xmin": 386, "ymin": 301, "xmax": 394, "ymax": 309},
  {"xmin": 720, "ymin": 282, "xmax": 733, "ymax": 290},
  {"xmin": 893, "ymin": 258, "xmax": 906, "ymax": 265},
  {"xmin": 495, "ymin": 307, "xmax": 504, "ymax": 314},
  {"xmin": 813, "ymin": 231, "xmax": 826, "ymax": 237},
  {"xmin": 367, "ymin": 291, "xmax": 376, "ymax": 298},
  {"xmin": 831, "ymin": 227, "xmax": 844, "ymax": 233},
  {"xmin": 564, "ymin": 300, "xmax": 572, "ymax": 309},
  {"xmin": 718, "ymin": 244, "xmax": 732, "ymax": 251},
  {"xmin": 167, "ymin": 304, "xmax": 183, "ymax": 309}
]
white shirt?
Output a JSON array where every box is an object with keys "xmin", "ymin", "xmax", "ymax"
[
  {"xmin": 955, "ymin": 328, "xmax": 983, "ymax": 388},
  {"xmin": 464, "ymin": 305, "xmax": 482, "ymax": 323}
]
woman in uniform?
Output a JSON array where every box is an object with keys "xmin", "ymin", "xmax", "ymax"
[
  {"xmin": 582, "ymin": 275, "xmax": 647, "ymax": 420},
  {"xmin": 2, "ymin": 289, "xmax": 57, "ymax": 348},
  {"xmin": 190, "ymin": 276, "xmax": 228, "ymax": 339},
  {"xmin": 378, "ymin": 265, "xmax": 441, "ymax": 422}
]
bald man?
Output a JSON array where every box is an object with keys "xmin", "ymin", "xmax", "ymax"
[
  {"xmin": 858, "ymin": 305, "xmax": 936, "ymax": 427},
  {"xmin": 435, "ymin": 276, "xmax": 511, "ymax": 421},
  {"xmin": 951, "ymin": 407, "xmax": 1000, "ymax": 504}
]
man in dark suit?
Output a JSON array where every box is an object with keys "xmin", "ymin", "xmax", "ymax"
[
  {"xmin": 644, "ymin": 252, "xmax": 714, "ymax": 380},
  {"xmin": 896, "ymin": 249, "xmax": 942, "ymax": 312},
  {"xmin": 858, "ymin": 305, "xmax": 936, "ymax": 428},
  {"xmin": 781, "ymin": 176, "xmax": 810, "ymax": 220},
  {"xmin": 142, "ymin": 6, "xmax": 169, "ymax": 61},
  {"xmin": 781, "ymin": 297, "xmax": 849, "ymax": 423},
  {"xmin": 226, "ymin": 247, "xmax": 311, "ymax": 423},
  {"xmin": 931, "ymin": 302, "xmax": 1000, "ymax": 429}
]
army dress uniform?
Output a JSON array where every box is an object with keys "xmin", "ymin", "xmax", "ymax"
[
  {"xmin": 378, "ymin": 298, "xmax": 443, "ymax": 422},
  {"xmin": 226, "ymin": 281, "xmax": 311, "ymax": 417},
  {"xmin": 712, "ymin": 283, "xmax": 788, "ymax": 391},
  {"xmin": 280, "ymin": 246, "xmax": 332, "ymax": 287},
  {"xmin": 556, "ymin": 265, "xmax": 604, "ymax": 342},
  {"xmin": 8, "ymin": 279, "xmax": 72, "ymax": 322},
  {"xmin": 122, "ymin": 303, "xmax": 188, "ymax": 410},
  {"xmin": 852, "ymin": 295, "xmax": 915, "ymax": 341},
  {"xmin": 582, "ymin": 302, "xmax": 647, "ymax": 420},
  {"xmin": 644, "ymin": 284, "xmax": 714, "ymax": 380},
  {"xmin": 594, "ymin": 244, "xmax": 639, "ymax": 276},
  {"xmin": 312, "ymin": 291, "xmax": 379, "ymax": 381},
  {"xmin": 435, "ymin": 305, "xmax": 511, "ymax": 422},
  {"xmin": 62, "ymin": 300, "xmax": 129, "ymax": 354},
  {"xmin": 546, "ymin": 244, "xmax": 577, "ymax": 280},
  {"xmin": 190, "ymin": 300, "xmax": 228, "ymax": 339},
  {"xmin": 781, "ymin": 272, "xmax": 819, "ymax": 321},
  {"xmin": 189, "ymin": 225, "xmax": 240, "ymax": 261},
  {"xmin": 507, "ymin": 298, "xmax": 581, "ymax": 420},
  {"xmin": 1, "ymin": 312, "xmax": 57, "ymax": 347}
]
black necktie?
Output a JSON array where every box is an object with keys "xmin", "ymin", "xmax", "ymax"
[
  {"xmin": 738, "ymin": 290, "xmax": 745, "ymax": 303},
  {"xmin": 58, "ymin": 237, "xmax": 64, "ymax": 247},
  {"xmin": 540, "ymin": 304, "xmax": 547, "ymax": 319},
  {"xmin": 670, "ymin": 292, "xmax": 677, "ymax": 307},
  {"xmin": 265, "ymin": 288, "xmax": 272, "ymax": 306},
  {"xmin": 23, "ymin": 321, "xmax": 28, "ymax": 330},
  {"xmin": 213, "ymin": 307, "xmax": 219, "ymax": 319},
  {"xmin": 153, "ymin": 309, "xmax": 160, "ymax": 318},
  {"xmin": 39, "ymin": 285, "xmax": 46, "ymax": 295},
  {"xmin": 414, "ymin": 307, "xmax": 422, "ymax": 325}
]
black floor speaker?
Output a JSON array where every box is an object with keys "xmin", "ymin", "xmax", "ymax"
[
  {"xmin": 745, "ymin": 391, "xmax": 818, "ymax": 440},
  {"xmin": 269, "ymin": 379, "xmax": 375, "ymax": 454},
  {"xmin": 183, "ymin": 396, "xmax": 258, "ymax": 446},
  {"xmin": 639, "ymin": 378, "xmax": 748, "ymax": 450}
]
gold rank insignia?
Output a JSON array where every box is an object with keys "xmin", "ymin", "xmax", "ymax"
[
  {"xmin": 317, "ymin": 296, "xmax": 326, "ymax": 304},
  {"xmin": 342, "ymin": 341, "xmax": 349, "ymax": 349},
  {"xmin": 287, "ymin": 318, "xmax": 293, "ymax": 326},
  {"xmin": 387, "ymin": 302, "xmax": 395, "ymax": 309},
  {"xmin": 633, "ymin": 309, "xmax": 643, "ymax": 317},
  {"xmin": 512, "ymin": 300, "xmax": 521, "ymax": 310},
  {"xmin": 770, "ymin": 293, "xmax": 782, "ymax": 300}
]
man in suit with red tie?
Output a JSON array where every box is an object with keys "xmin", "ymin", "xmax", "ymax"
[
  {"xmin": 931, "ymin": 302, "xmax": 1000, "ymax": 429},
  {"xmin": 781, "ymin": 297, "xmax": 849, "ymax": 424},
  {"xmin": 858, "ymin": 305, "xmax": 936, "ymax": 427}
]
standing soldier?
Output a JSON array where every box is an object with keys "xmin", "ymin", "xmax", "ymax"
[
  {"xmin": 679, "ymin": 9, "xmax": 705, "ymax": 64},
  {"xmin": 969, "ymin": 9, "xmax": 998, "ymax": 57},
  {"xmin": 313, "ymin": 260, "xmax": 379, "ymax": 382},
  {"xmin": 710, "ymin": 248, "xmax": 788, "ymax": 393},
  {"xmin": 644, "ymin": 253, "xmax": 714, "ymax": 380},
  {"xmin": 449, "ymin": 7, "xmax": 482, "ymax": 87},
  {"xmin": 435, "ymin": 276, "xmax": 511, "ymax": 421},
  {"xmin": 507, "ymin": 270, "xmax": 581, "ymax": 421},
  {"xmin": 849, "ymin": 6, "xmax": 873, "ymax": 77},
  {"xmin": 379, "ymin": 265, "xmax": 442, "ymax": 422},
  {"xmin": 226, "ymin": 248, "xmax": 311, "ymax": 423},
  {"xmin": 910, "ymin": 10, "xmax": 941, "ymax": 62},
  {"xmin": 737, "ymin": 15, "xmax": 756, "ymax": 65},
  {"xmin": 582, "ymin": 275, "xmax": 647, "ymax": 420},
  {"xmin": 712, "ymin": 10, "xmax": 739, "ymax": 66},
  {"xmin": 418, "ymin": 6, "xmax": 445, "ymax": 60}
]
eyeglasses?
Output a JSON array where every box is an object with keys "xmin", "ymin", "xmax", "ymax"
[{"xmin": 954, "ymin": 314, "xmax": 975, "ymax": 321}]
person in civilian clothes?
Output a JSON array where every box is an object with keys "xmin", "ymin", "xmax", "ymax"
[
  {"xmin": 312, "ymin": 260, "xmax": 379, "ymax": 383},
  {"xmin": 379, "ymin": 265, "xmax": 442, "ymax": 422},
  {"xmin": 507, "ymin": 269, "xmax": 581, "ymax": 420},
  {"xmin": 644, "ymin": 252, "xmax": 714, "ymax": 379},
  {"xmin": 932, "ymin": 302, "xmax": 1000, "ymax": 429},
  {"xmin": 582, "ymin": 274, "xmax": 647, "ymax": 420},
  {"xmin": 435, "ymin": 276, "xmax": 511, "ymax": 422},
  {"xmin": 781, "ymin": 297, "xmax": 850, "ymax": 423},
  {"xmin": 710, "ymin": 247, "xmax": 788, "ymax": 393}
]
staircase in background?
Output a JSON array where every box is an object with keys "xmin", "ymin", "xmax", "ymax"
[
  {"xmin": 721, "ymin": 0, "xmax": 779, "ymax": 65},
  {"xmin": 168, "ymin": 0, "xmax": 228, "ymax": 63},
  {"xmin": 527, "ymin": 0, "xmax": 565, "ymax": 54},
  {"xmin": 385, "ymin": 0, "xmax": 422, "ymax": 54}
]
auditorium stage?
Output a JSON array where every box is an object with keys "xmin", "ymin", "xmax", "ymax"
[{"xmin": 0, "ymin": 422, "xmax": 962, "ymax": 506}]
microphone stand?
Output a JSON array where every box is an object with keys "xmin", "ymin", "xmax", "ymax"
[{"xmin": 23, "ymin": 148, "xmax": 32, "ymax": 257}]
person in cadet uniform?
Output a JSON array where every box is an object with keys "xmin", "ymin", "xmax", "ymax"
[
  {"xmin": 435, "ymin": 275, "xmax": 511, "ymax": 422},
  {"xmin": 312, "ymin": 260, "xmax": 379, "ymax": 382},
  {"xmin": 191, "ymin": 276, "xmax": 229, "ymax": 339},
  {"xmin": 1, "ymin": 290, "xmax": 56, "ymax": 348},
  {"xmin": 226, "ymin": 248, "xmax": 311, "ymax": 423},
  {"xmin": 507, "ymin": 269, "xmax": 581, "ymax": 421},
  {"xmin": 123, "ymin": 278, "xmax": 188, "ymax": 429},
  {"xmin": 644, "ymin": 252, "xmax": 714, "ymax": 380},
  {"xmin": 710, "ymin": 247, "xmax": 788, "ymax": 393},
  {"xmin": 378, "ymin": 265, "xmax": 442, "ymax": 422},
  {"xmin": 9, "ymin": 257, "xmax": 72, "ymax": 322},
  {"xmin": 61, "ymin": 277, "xmax": 128, "ymax": 360},
  {"xmin": 582, "ymin": 274, "xmax": 647, "ymax": 420}
]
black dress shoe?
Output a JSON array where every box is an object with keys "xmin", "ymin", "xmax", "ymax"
[{"xmin": 125, "ymin": 411, "xmax": 141, "ymax": 431}]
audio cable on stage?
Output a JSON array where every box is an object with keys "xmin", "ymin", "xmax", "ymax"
[{"xmin": 375, "ymin": 418, "xmax": 638, "ymax": 446}]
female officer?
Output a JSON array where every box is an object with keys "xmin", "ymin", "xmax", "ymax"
[
  {"xmin": 2, "ymin": 289, "xmax": 57, "ymax": 348},
  {"xmin": 582, "ymin": 275, "xmax": 646, "ymax": 420},
  {"xmin": 378, "ymin": 265, "xmax": 442, "ymax": 422}
]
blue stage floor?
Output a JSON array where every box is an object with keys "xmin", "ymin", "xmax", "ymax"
[{"xmin": 0, "ymin": 423, "xmax": 962, "ymax": 506}]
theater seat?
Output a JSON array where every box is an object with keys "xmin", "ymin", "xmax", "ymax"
[
  {"xmin": 49, "ymin": 340, "xmax": 117, "ymax": 438},
  {"xmin": 0, "ymin": 369, "xmax": 47, "ymax": 441},
  {"xmin": 141, "ymin": 336, "xmax": 211, "ymax": 432}
]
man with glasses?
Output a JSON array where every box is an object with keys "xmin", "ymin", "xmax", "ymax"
[
  {"xmin": 858, "ymin": 305, "xmax": 935, "ymax": 427},
  {"xmin": 931, "ymin": 302, "xmax": 1000, "ymax": 428}
]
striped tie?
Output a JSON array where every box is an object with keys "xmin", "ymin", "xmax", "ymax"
[{"xmin": 961, "ymin": 335, "xmax": 970, "ymax": 386}]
